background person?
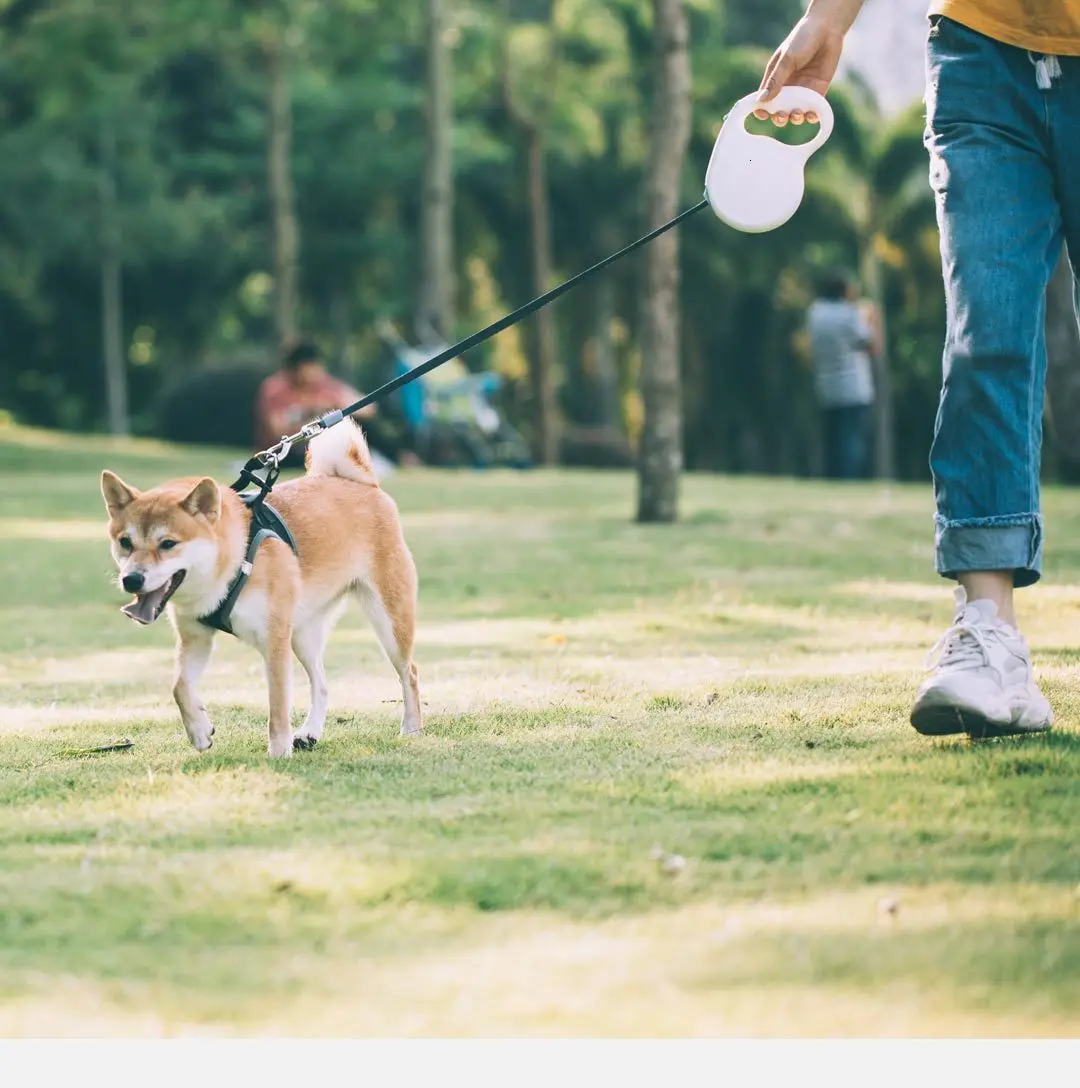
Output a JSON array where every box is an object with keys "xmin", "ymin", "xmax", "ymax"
[
  {"xmin": 254, "ymin": 339, "xmax": 415, "ymax": 470},
  {"xmin": 807, "ymin": 267, "xmax": 879, "ymax": 480}
]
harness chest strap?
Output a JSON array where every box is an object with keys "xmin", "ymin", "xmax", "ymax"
[{"xmin": 199, "ymin": 496, "xmax": 298, "ymax": 636}]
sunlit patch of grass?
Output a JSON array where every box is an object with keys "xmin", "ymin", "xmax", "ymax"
[
  {"xmin": 0, "ymin": 518, "xmax": 108, "ymax": 542},
  {"xmin": 3, "ymin": 648, "xmax": 175, "ymax": 687},
  {"xmin": 1, "ymin": 427, "xmax": 1079, "ymax": 1036},
  {"xmin": 3, "ymin": 766, "xmax": 294, "ymax": 844}
]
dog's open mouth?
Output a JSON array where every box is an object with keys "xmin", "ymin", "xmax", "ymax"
[{"xmin": 122, "ymin": 570, "xmax": 186, "ymax": 625}]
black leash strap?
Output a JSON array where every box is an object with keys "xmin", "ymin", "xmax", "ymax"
[{"xmin": 230, "ymin": 198, "xmax": 710, "ymax": 493}]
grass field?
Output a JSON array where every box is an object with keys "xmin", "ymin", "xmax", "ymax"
[{"xmin": 1, "ymin": 423, "xmax": 1079, "ymax": 1038}]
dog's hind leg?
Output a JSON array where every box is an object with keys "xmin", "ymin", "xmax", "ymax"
[
  {"xmin": 291, "ymin": 607, "xmax": 337, "ymax": 751},
  {"xmin": 355, "ymin": 565, "xmax": 422, "ymax": 737}
]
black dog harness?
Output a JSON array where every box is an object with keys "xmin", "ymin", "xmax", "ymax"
[{"xmin": 198, "ymin": 493, "xmax": 298, "ymax": 636}]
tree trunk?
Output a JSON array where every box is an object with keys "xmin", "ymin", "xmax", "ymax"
[
  {"xmin": 418, "ymin": 0, "xmax": 454, "ymax": 340},
  {"xmin": 636, "ymin": 0, "xmax": 691, "ymax": 523},
  {"xmin": 594, "ymin": 266, "xmax": 620, "ymax": 429},
  {"xmin": 99, "ymin": 116, "xmax": 128, "ymax": 436},
  {"xmin": 266, "ymin": 36, "xmax": 299, "ymax": 345},
  {"xmin": 526, "ymin": 128, "xmax": 560, "ymax": 465},
  {"xmin": 864, "ymin": 246, "xmax": 895, "ymax": 479},
  {"xmin": 1045, "ymin": 246, "xmax": 1080, "ymax": 476},
  {"xmin": 330, "ymin": 285, "xmax": 350, "ymax": 371},
  {"xmin": 499, "ymin": 0, "xmax": 561, "ymax": 466}
]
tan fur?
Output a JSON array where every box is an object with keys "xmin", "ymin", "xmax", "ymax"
[{"xmin": 100, "ymin": 421, "xmax": 422, "ymax": 758}]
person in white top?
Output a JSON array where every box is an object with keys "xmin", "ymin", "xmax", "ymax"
[{"xmin": 806, "ymin": 268, "xmax": 878, "ymax": 480}]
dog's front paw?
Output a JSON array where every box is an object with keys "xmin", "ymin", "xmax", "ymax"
[
  {"xmin": 267, "ymin": 741, "xmax": 293, "ymax": 759},
  {"xmin": 293, "ymin": 734, "xmax": 318, "ymax": 752},
  {"xmin": 186, "ymin": 725, "xmax": 214, "ymax": 752}
]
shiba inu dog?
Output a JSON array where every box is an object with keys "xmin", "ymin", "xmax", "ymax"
[{"xmin": 100, "ymin": 421, "xmax": 421, "ymax": 757}]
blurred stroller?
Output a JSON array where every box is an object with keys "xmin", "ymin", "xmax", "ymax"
[{"xmin": 377, "ymin": 319, "xmax": 533, "ymax": 469}]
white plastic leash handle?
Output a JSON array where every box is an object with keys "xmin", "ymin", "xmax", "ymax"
[{"xmin": 705, "ymin": 87, "xmax": 835, "ymax": 234}]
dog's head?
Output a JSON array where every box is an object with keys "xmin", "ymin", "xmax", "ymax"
[{"xmin": 100, "ymin": 471, "xmax": 221, "ymax": 625}]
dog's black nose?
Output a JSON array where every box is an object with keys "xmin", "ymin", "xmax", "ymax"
[{"xmin": 122, "ymin": 572, "xmax": 145, "ymax": 593}]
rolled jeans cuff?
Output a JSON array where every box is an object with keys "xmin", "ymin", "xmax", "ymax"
[{"xmin": 934, "ymin": 514, "xmax": 1043, "ymax": 588}]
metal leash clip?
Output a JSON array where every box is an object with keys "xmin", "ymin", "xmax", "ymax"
[
  {"xmin": 259, "ymin": 410, "xmax": 341, "ymax": 470},
  {"xmin": 262, "ymin": 437, "xmax": 293, "ymax": 469},
  {"xmin": 229, "ymin": 413, "xmax": 338, "ymax": 494}
]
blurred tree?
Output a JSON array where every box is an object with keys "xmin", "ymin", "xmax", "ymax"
[
  {"xmin": 264, "ymin": 30, "xmax": 300, "ymax": 344},
  {"xmin": 98, "ymin": 113, "xmax": 126, "ymax": 434},
  {"xmin": 498, "ymin": 0, "xmax": 563, "ymax": 465},
  {"xmin": 418, "ymin": 0, "xmax": 455, "ymax": 340},
  {"xmin": 722, "ymin": 0, "xmax": 804, "ymax": 49},
  {"xmin": 0, "ymin": 0, "xmax": 237, "ymax": 433},
  {"xmin": 637, "ymin": 0, "xmax": 691, "ymax": 522}
]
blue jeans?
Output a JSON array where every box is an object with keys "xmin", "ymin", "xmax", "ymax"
[
  {"xmin": 822, "ymin": 404, "xmax": 872, "ymax": 480},
  {"xmin": 925, "ymin": 16, "xmax": 1080, "ymax": 587}
]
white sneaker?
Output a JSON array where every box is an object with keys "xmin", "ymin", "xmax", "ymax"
[{"xmin": 910, "ymin": 586, "xmax": 1053, "ymax": 739}]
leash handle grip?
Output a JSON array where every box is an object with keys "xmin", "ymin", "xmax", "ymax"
[
  {"xmin": 743, "ymin": 86, "xmax": 834, "ymax": 152},
  {"xmin": 705, "ymin": 87, "xmax": 834, "ymax": 234}
]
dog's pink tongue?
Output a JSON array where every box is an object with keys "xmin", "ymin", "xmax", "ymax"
[{"xmin": 121, "ymin": 587, "xmax": 166, "ymax": 625}]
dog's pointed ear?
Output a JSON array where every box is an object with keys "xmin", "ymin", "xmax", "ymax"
[
  {"xmin": 181, "ymin": 477, "xmax": 221, "ymax": 523},
  {"xmin": 101, "ymin": 471, "xmax": 138, "ymax": 517}
]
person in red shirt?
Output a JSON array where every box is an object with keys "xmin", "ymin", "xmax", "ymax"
[{"xmin": 253, "ymin": 340, "xmax": 376, "ymax": 465}]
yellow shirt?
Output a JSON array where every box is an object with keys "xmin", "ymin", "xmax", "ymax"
[{"xmin": 930, "ymin": 1, "xmax": 1080, "ymax": 55}]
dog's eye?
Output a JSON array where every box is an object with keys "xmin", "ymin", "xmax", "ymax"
[
  {"xmin": 159, "ymin": 539, "xmax": 178, "ymax": 552},
  {"xmin": 118, "ymin": 536, "xmax": 132, "ymax": 551}
]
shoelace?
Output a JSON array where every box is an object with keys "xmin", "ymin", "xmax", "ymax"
[{"xmin": 925, "ymin": 618, "xmax": 994, "ymax": 672}]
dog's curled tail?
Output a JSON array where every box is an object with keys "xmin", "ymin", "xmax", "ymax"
[{"xmin": 305, "ymin": 417, "xmax": 378, "ymax": 486}]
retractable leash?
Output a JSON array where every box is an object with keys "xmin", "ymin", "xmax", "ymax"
[
  {"xmin": 231, "ymin": 86, "xmax": 834, "ymax": 497},
  {"xmin": 706, "ymin": 86, "xmax": 835, "ymax": 232}
]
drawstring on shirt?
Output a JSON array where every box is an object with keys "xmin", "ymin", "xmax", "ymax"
[{"xmin": 1029, "ymin": 52, "xmax": 1062, "ymax": 90}]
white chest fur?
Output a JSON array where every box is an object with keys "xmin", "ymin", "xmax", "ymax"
[{"xmin": 225, "ymin": 586, "xmax": 271, "ymax": 650}]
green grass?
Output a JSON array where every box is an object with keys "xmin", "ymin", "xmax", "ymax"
[{"xmin": 1, "ymin": 421, "xmax": 1079, "ymax": 1037}]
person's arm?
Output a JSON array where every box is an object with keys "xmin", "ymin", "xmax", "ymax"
[{"xmin": 757, "ymin": 0, "xmax": 867, "ymax": 104}]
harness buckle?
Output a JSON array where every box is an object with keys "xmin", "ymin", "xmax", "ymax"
[{"xmin": 262, "ymin": 437, "xmax": 293, "ymax": 470}]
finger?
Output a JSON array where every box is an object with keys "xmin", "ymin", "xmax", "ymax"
[
  {"xmin": 772, "ymin": 111, "xmax": 789, "ymax": 128},
  {"xmin": 758, "ymin": 48, "xmax": 797, "ymax": 103},
  {"xmin": 753, "ymin": 108, "xmax": 771, "ymax": 121},
  {"xmin": 789, "ymin": 109, "xmax": 805, "ymax": 125},
  {"xmin": 758, "ymin": 47, "xmax": 782, "ymax": 92},
  {"xmin": 805, "ymin": 109, "xmax": 820, "ymax": 124}
]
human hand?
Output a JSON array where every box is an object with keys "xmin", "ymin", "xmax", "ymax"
[{"xmin": 754, "ymin": 3, "xmax": 862, "ymax": 125}]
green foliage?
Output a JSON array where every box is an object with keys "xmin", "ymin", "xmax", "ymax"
[{"xmin": 0, "ymin": 0, "xmax": 996, "ymax": 479}]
